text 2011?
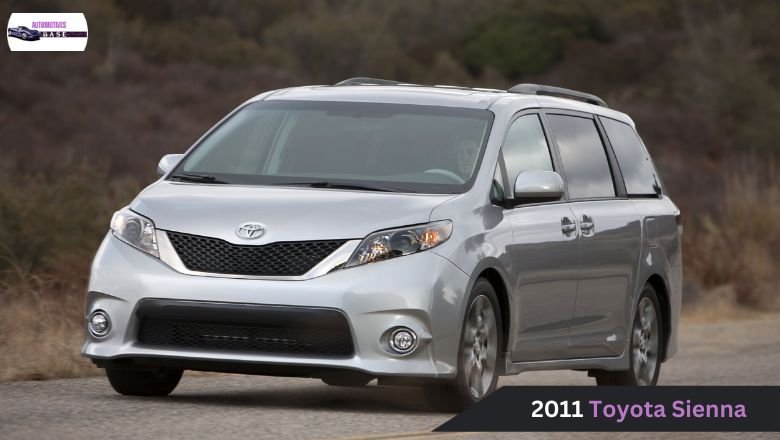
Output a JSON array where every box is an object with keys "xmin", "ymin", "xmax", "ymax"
[{"xmin": 531, "ymin": 400, "xmax": 584, "ymax": 418}]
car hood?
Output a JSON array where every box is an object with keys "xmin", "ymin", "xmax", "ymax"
[{"xmin": 130, "ymin": 181, "xmax": 456, "ymax": 244}]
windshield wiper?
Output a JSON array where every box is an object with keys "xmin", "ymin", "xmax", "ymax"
[
  {"xmin": 281, "ymin": 181, "xmax": 409, "ymax": 193},
  {"xmin": 169, "ymin": 173, "xmax": 228, "ymax": 184}
]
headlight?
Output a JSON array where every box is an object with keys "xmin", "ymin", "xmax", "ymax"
[
  {"xmin": 110, "ymin": 208, "xmax": 159, "ymax": 258},
  {"xmin": 345, "ymin": 220, "xmax": 452, "ymax": 268}
]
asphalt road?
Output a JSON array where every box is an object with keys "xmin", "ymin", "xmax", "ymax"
[{"xmin": 1, "ymin": 316, "xmax": 779, "ymax": 440}]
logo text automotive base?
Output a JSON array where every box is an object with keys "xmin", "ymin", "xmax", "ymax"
[{"xmin": 7, "ymin": 13, "xmax": 88, "ymax": 51}]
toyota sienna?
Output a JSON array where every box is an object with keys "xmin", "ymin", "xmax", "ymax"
[{"xmin": 83, "ymin": 78, "xmax": 682, "ymax": 411}]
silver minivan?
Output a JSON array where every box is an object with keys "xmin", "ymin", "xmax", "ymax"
[{"xmin": 83, "ymin": 78, "xmax": 682, "ymax": 411}]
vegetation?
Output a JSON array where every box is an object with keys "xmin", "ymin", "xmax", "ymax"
[{"xmin": 1, "ymin": 0, "xmax": 778, "ymax": 381}]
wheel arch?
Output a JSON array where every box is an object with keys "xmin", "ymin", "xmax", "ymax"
[
  {"xmin": 645, "ymin": 273, "xmax": 671, "ymax": 362},
  {"xmin": 471, "ymin": 264, "xmax": 512, "ymax": 354}
]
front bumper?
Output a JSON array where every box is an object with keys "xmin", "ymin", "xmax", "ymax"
[{"xmin": 82, "ymin": 234, "xmax": 471, "ymax": 378}]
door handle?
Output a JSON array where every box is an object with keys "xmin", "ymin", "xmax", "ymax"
[
  {"xmin": 580, "ymin": 214, "xmax": 595, "ymax": 236},
  {"xmin": 561, "ymin": 217, "xmax": 577, "ymax": 236}
]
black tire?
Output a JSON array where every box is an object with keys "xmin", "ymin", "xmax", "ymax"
[
  {"xmin": 594, "ymin": 284, "xmax": 663, "ymax": 386},
  {"xmin": 424, "ymin": 278, "xmax": 503, "ymax": 412},
  {"xmin": 105, "ymin": 367, "xmax": 183, "ymax": 396}
]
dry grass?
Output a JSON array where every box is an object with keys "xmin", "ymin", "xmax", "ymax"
[
  {"xmin": 0, "ymin": 261, "xmax": 98, "ymax": 382},
  {"xmin": 681, "ymin": 285, "xmax": 776, "ymax": 324},
  {"xmin": 0, "ymin": 160, "xmax": 137, "ymax": 383},
  {"xmin": 683, "ymin": 161, "xmax": 780, "ymax": 309}
]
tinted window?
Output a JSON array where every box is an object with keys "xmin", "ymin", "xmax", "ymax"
[
  {"xmin": 601, "ymin": 118, "xmax": 661, "ymax": 196},
  {"xmin": 502, "ymin": 114, "xmax": 554, "ymax": 184},
  {"xmin": 548, "ymin": 114, "xmax": 615, "ymax": 199}
]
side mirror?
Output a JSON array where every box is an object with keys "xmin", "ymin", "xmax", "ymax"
[
  {"xmin": 513, "ymin": 170, "xmax": 564, "ymax": 204},
  {"xmin": 157, "ymin": 154, "xmax": 184, "ymax": 176}
]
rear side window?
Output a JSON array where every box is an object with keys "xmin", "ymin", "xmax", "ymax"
[
  {"xmin": 601, "ymin": 117, "xmax": 662, "ymax": 196},
  {"xmin": 548, "ymin": 114, "xmax": 615, "ymax": 200},
  {"xmin": 502, "ymin": 114, "xmax": 554, "ymax": 184}
]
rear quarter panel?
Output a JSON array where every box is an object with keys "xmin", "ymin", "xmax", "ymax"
[{"xmin": 631, "ymin": 196, "xmax": 682, "ymax": 359}]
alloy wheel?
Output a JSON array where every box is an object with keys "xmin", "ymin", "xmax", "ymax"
[
  {"xmin": 632, "ymin": 296, "xmax": 659, "ymax": 385},
  {"xmin": 461, "ymin": 294, "xmax": 498, "ymax": 399}
]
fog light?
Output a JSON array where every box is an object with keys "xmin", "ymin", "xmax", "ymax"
[
  {"xmin": 88, "ymin": 310, "xmax": 110, "ymax": 338},
  {"xmin": 389, "ymin": 327, "xmax": 417, "ymax": 354}
]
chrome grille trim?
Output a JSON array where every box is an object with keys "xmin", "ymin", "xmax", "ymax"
[{"xmin": 156, "ymin": 231, "xmax": 360, "ymax": 280}]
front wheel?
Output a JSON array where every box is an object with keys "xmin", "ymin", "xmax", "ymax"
[
  {"xmin": 594, "ymin": 284, "xmax": 663, "ymax": 386},
  {"xmin": 424, "ymin": 278, "xmax": 502, "ymax": 411},
  {"xmin": 105, "ymin": 367, "xmax": 183, "ymax": 396}
]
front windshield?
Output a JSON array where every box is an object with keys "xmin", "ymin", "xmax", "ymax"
[{"xmin": 172, "ymin": 100, "xmax": 493, "ymax": 193}]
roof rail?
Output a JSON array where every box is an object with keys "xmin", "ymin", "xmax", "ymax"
[
  {"xmin": 508, "ymin": 83, "xmax": 608, "ymax": 107},
  {"xmin": 334, "ymin": 77, "xmax": 415, "ymax": 86},
  {"xmin": 333, "ymin": 78, "xmax": 502, "ymax": 94}
]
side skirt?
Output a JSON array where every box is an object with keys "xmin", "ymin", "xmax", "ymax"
[{"xmin": 502, "ymin": 351, "xmax": 629, "ymax": 376}]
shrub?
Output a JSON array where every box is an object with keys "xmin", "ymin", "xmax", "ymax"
[
  {"xmin": 0, "ymin": 155, "xmax": 139, "ymax": 274},
  {"xmin": 684, "ymin": 161, "xmax": 780, "ymax": 307},
  {"xmin": 131, "ymin": 16, "xmax": 269, "ymax": 67},
  {"xmin": 0, "ymin": 155, "xmax": 141, "ymax": 382},
  {"xmin": 464, "ymin": 2, "xmax": 610, "ymax": 77}
]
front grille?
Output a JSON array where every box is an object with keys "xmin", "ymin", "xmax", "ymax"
[
  {"xmin": 136, "ymin": 300, "xmax": 354, "ymax": 357},
  {"xmin": 166, "ymin": 231, "xmax": 346, "ymax": 277}
]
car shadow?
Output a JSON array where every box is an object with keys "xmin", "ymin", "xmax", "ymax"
[{"xmin": 116, "ymin": 382, "xmax": 444, "ymax": 414}]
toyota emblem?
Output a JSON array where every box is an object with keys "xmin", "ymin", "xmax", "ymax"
[{"xmin": 236, "ymin": 222, "xmax": 266, "ymax": 239}]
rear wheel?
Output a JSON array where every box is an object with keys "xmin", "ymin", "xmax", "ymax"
[
  {"xmin": 105, "ymin": 367, "xmax": 183, "ymax": 396},
  {"xmin": 424, "ymin": 278, "xmax": 502, "ymax": 412},
  {"xmin": 594, "ymin": 284, "xmax": 663, "ymax": 386}
]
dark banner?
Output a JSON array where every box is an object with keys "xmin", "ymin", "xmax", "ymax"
[{"xmin": 435, "ymin": 386, "xmax": 780, "ymax": 432}]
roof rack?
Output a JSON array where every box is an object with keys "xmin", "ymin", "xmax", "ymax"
[
  {"xmin": 331, "ymin": 79, "xmax": 607, "ymax": 107},
  {"xmin": 508, "ymin": 83, "xmax": 608, "ymax": 107},
  {"xmin": 334, "ymin": 77, "xmax": 416, "ymax": 86}
]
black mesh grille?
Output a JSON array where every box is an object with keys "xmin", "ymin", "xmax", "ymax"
[
  {"xmin": 136, "ymin": 300, "xmax": 354, "ymax": 357},
  {"xmin": 138, "ymin": 320, "xmax": 354, "ymax": 357},
  {"xmin": 166, "ymin": 231, "xmax": 346, "ymax": 276}
]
